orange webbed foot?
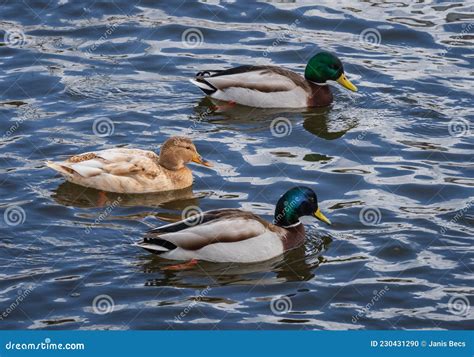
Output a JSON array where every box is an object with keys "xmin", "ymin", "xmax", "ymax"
[
  {"xmin": 97, "ymin": 191, "xmax": 108, "ymax": 207},
  {"xmin": 162, "ymin": 259, "xmax": 199, "ymax": 271}
]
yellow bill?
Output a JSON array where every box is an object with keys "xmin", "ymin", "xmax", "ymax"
[
  {"xmin": 192, "ymin": 154, "xmax": 213, "ymax": 167},
  {"xmin": 314, "ymin": 208, "xmax": 331, "ymax": 225},
  {"xmin": 336, "ymin": 73, "xmax": 358, "ymax": 92}
]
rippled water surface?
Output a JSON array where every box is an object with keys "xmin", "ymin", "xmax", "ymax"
[{"xmin": 0, "ymin": 0, "xmax": 473, "ymax": 330}]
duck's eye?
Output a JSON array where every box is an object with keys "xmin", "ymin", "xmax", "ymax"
[{"xmin": 330, "ymin": 64, "xmax": 339, "ymax": 70}]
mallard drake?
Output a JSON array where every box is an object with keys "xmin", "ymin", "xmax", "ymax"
[
  {"xmin": 136, "ymin": 186, "xmax": 331, "ymax": 264},
  {"xmin": 190, "ymin": 51, "xmax": 357, "ymax": 108},
  {"xmin": 46, "ymin": 136, "xmax": 212, "ymax": 194}
]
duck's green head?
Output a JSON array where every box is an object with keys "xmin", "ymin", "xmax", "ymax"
[
  {"xmin": 274, "ymin": 186, "xmax": 331, "ymax": 227},
  {"xmin": 304, "ymin": 52, "xmax": 358, "ymax": 92}
]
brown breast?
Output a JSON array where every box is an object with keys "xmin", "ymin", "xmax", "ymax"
[
  {"xmin": 165, "ymin": 166, "xmax": 193, "ymax": 189},
  {"xmin": 307, "ymin": 83, "xmax": 333, "ymax": 107},
  {"xmin": 281, "ymin": 223, "xmax": 306, "ymax": 251}
]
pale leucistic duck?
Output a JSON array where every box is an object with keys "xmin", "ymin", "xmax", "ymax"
[
  {"xmin": 46, "ymin": 136, "xmax": 212, "ymax": 194},
  {"xmin": 136, "ymin": 186, "xmax": 331, "ymax": 265},
  {"xmin": 190, "ymin": 52, "xmax": 357, "ymax": 108}
]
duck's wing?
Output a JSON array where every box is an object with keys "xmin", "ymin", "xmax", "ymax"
[
  {"xmin": 136, "ymin": 209, "xmax": 278, "ymax": 254},
  {"xmin": 47, "ymin": 148, "xmax": 160, "ymax": 178},
  {"xmin": 190, "ymin": 66, "xmax": 307, "ymax": 95},
  {"xmin": 46, "ymin": 148, "xmax": 163, "ymax": 192}
]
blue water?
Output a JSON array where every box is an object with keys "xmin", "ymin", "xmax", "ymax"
[{"xmin": 0, "ymin": 0, "xmax": 473, "ymax": 330}]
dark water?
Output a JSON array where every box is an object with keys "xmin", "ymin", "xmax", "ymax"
[{"xmin": 0, "ymin": 0, "xmax": 473, "ymax": 330}]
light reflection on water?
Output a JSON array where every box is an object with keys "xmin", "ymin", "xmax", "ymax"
[{"xmin": 0, "ymin": 0, "xmax": 472, "ymax": 330}]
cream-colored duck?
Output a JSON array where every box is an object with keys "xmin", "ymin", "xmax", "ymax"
[{"xmin": 46, "ymin": 136, "xmax": 212, "ymax": 194}]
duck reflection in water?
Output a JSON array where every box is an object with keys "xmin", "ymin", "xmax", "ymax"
[
  {"xmin": 195, "ymin": 97, "xmax": 357, "ymax": 141},
  {"xmin": 52, "ymin": 181, "xmax": 200, "ymax": 210}
]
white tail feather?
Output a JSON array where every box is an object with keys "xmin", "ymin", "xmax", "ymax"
[
  {"xmin": 189, "ymin": 79, "xmax": 213, "ymax": 92},
  {"xmin": 45, "ymin": 161, "xmax": 72, "ymax": 176},
  {"xmin": 133, "ymin": 242, "xmax": 170, "ymax": 252}
]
